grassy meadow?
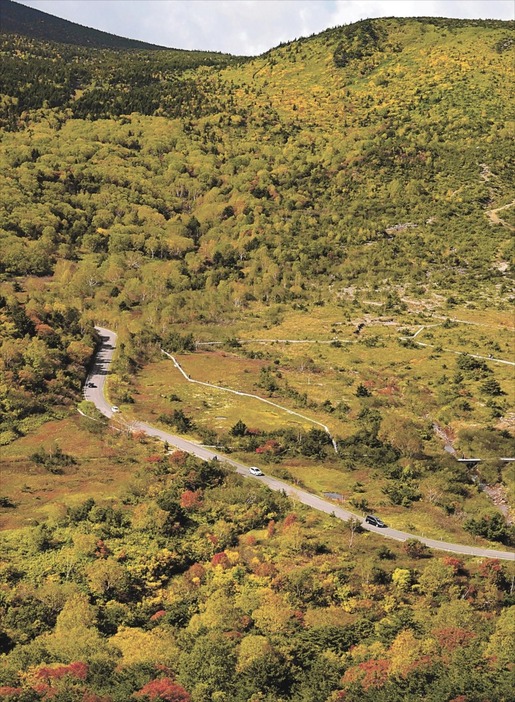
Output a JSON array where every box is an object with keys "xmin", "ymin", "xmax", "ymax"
[
  {"xmin": 123, "ymin": 301, "xmax": 514, "ymax": 546},
  {"xmin": 0, "ymin": 414, "xmax": 163, "ymax": 529}
]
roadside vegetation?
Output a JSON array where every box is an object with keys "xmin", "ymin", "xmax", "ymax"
[{"xmin": 1, "ymin": 425, "xmax": 514, "ymax": 701}]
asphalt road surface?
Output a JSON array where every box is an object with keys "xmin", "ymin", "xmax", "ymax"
[
  {"xmin": 83, "ymin": 326, "xmax": 119, "ymax": 418},
  {"xmin": 84, "ymin": 327, "xmax": 515, "ymax": 562}
]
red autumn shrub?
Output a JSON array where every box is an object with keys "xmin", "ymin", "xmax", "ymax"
[
  {"xmin": 255, "ymin": 439, "xmax": 280, "ymax": 455},
  {"xmin": 133, "ymin": 677, "xmax": 191, "ymax": 701},
  {"xmin": 283, "ymin": 513, "xmax": 298, "ymax": 528},
  {"xmin": 185, "ymin": 562, "xmax": 206, "ymax": 583},
  {"xmin": 211, "ymin": 552, "xmax": 230, "ymax": 568},
  {"xmin": 169, "ymin": 451, "xmax": 188, "ymax": 465},
  {"xmin": 35, "ymin": 662, "xmax": 88, "ymax": 681},
  {"xmin": 442, "ymin": 556, "xmax": 465, "ymax": 574},
  {"xmin": 434, "ymin": 627, "xmax": 476, "ymax": 652},
  {"xmin": 179, "ymin": 490, "xmax": 203, "ymax": 510}
]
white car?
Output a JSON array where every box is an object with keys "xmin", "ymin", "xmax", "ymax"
[
  {"xmin": 111, "ymin": 406, "xmax": 120, "ymax": 413},
  {"xmin": 249, "ymin": 466, "xmax": 264, "ymax": 476}
]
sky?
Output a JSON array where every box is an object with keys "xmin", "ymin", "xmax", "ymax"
[{"xmin": 15, "ymin": 0, "xmax": 515, "ymax": 55}]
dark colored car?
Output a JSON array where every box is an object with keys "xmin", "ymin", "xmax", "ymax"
[{"xmin": 365, "ymin": 515, "xmax": 387, "ymax": 528}]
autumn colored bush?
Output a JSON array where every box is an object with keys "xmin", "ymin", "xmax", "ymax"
[
  {"xmin": 211, "ymin": 551, "xmax": 230, "ymax": 568},
  {"xmin": 133, "ymin": 677, "xmax": 191, "ymax": 702},
  {"xmin": 179, "ymin": 490, "xmax": 203, "ymax": 510}
]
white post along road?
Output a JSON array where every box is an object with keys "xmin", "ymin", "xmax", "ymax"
[{"xmin": 84, "ymin": 327, "xmax": 514, "ymax": 561}]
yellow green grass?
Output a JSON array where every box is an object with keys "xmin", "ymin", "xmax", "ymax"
[
  {"xmin": 130, "ymin": 353, "xmax": 323, "ymax": 435},
  {"xmin": 0, "ymin": 415, "xmax": 154, "ymax": 529},
  {"xmin": 129, "ymin": 311, "xmax": 514, "ymax": 546}
]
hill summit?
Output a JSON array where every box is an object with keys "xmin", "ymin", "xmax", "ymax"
[{"xmin": 1, "ymin": 0, "xmax": 173, "ymax": 49}]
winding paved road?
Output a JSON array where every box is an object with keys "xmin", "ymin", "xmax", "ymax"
[
  {"xmin": 84, "ymin": 326, "xmax": 119, "ymax": 418},
  {"xmin": 84, "ymin": 327, "xmax": 514, "ymax": 561}
]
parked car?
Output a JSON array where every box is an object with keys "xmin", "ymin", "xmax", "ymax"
[
  {"xmin": 365, "ymin": 515, "xmax": 387, "ymax": 528},
  {"xmin": 249, "ymin": 466, "xmax": 264, "ymax": 476},
  {"xmin": 111, "ymin": 406, "xmax": 120, "ymax": 413},
  {"xmin": 87, "ymin": 382, "xmax": 96, "ymax": 388}
]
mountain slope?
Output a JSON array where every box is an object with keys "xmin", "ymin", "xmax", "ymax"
[
  {"xmin": 0, "ymin": 1, "xmax": 241, "ymax": 122},
  {"xmin": 0, "ymin": 18, "xmax": 513, "ymax": 290},
  {"xmin": 1, "ymin": 0, "xmax": 171, "ymax": 49},
  {"xmin": 0, "ymin": 16, "xmax": 513, "ymax": 449}
]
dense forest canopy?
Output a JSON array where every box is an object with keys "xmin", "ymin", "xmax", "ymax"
[
  {"xmin": 0, "ymin": 8, "xmax": 514, "ymax": 701},
  {"xmin": 1, "ymin": 431, "xmax": 515, "ymax": 702}
]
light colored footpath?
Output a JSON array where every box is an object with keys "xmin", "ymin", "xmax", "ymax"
[
  {"xmin": 84, "ymin": 327, "xmax": 515, "ymax": 561},
  {"xmin": 161, "ymin": 349, "xmax": 338, "ymax": 453}
]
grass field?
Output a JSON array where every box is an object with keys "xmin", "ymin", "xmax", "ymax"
[
  {"xmin": 2, "ymin": 300, "xmax": 512, "ymax": 547},
  {"xmin": 0, "ymin": 415, "xmax": 159, "ymax": 529},
  {"xmin": 127, "ymin": 304, "xmax": 514, "ymax": 546}
]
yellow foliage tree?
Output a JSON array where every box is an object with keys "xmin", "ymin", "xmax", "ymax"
[
  {"xmin": 187, "ymin": 590, "xmax": 244, "ymax": 634},
  {"xmin": 43, "ymin": 593, "xmax": 117, "ymax": 664},
  {"xmin": 252, "ymin": 590, "xmax": 295, "ymax": 634},
  {"xmin": 485, "ymin": 606, "xmax": 515, "ymax": 669},
  {"xmin": 236, "ymin": 635, "xmax": 270, "ymax": 672},
  {"xmin": 109, "ymin": 626, "xmax": 179, "ymax": 667},
  {"xmin": 392, "ymin": 568, "xmax": 412, "ymax": 591},
  {"xmin": 388, "ymin": 629, "xmax": 437, "ymax": 678}
]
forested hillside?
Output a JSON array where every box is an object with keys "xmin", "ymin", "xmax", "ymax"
[
  {"xmin": 0, "ymin": 11, "xmax": 514, "ymax": 702},
  {"xmin": 0, "ymin": 15, "xmax": 513, "ymax": 438},
  {"xmin": 0, "ymin": 429, "xmax": 514, "ymax": 702},
  {"xmin": 1, "ymin": 16, "xmax": 513, "ymax": 288}
]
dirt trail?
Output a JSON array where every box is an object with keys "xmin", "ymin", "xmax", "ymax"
[
  {"xmin": 433, "ymin": 422, "xmax": 457, "ymax": 455},
  {"xmin": 486, "ymin": 199, "xmax": 515, "ymax": 231},
  {"xmin": 161, "ymin": 349, "xmax": 339, "ymax": 453},
  {"xmin": 481, "ymin": 484, "xmax": 513, "ymax": 524},
  {"xmin": 479, "ymin": 164, "xmax": 514, "ymax": 230}
]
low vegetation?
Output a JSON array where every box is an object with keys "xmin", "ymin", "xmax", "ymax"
[{"xmin": 126, "ymin": 308, "xmax": 514, "ymax": 545}]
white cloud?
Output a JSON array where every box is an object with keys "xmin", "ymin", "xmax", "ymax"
[{"xmin": 16, "ymin": 0, "xmax": 515, "ymax": 55}]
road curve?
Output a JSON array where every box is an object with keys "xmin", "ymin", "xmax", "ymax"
[
  {"xmin": 85, "ymin": 327, "xmax": 514, "ymax": 561},
  {"xmin": 84, "ymin": 326, "xmax": 119, "ymax": 418}
]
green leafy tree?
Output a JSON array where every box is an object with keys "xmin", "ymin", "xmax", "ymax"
[
  {"xmin": 230, "ymin": 419, "xmax": 248, "ymax": 437},
  {"xmin": 177, "ymin": 633, "xmax": 236, "ymax": 699}
]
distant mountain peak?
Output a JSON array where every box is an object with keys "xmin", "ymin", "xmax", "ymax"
[{"xmin": 0, "ymin": 0, "xmax": 171, "ymax": 50}]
